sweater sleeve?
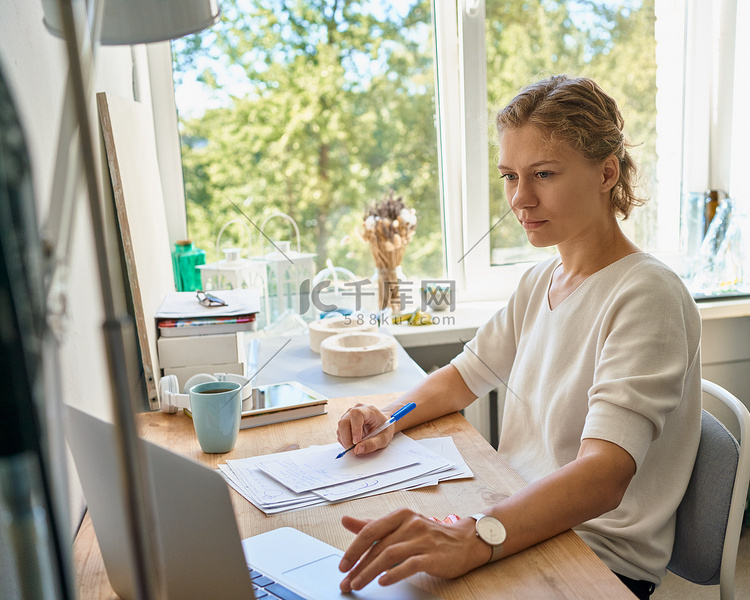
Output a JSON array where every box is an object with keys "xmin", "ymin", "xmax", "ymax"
[
  {"xmin": 582, "ymin": 266, "xmax": 701, "ymax": 470},
  {"xmin": 450, "ymin": 301, "xmax": 517, "ymax": 398}
]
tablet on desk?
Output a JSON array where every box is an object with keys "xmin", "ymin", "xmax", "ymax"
[
  {"xmin": 247, "ymin": 381, "xmax": 327, "ymax": 415},
  {"xmin": 240, "ymin": 381, "xmax": 329, "ymax": 429}
]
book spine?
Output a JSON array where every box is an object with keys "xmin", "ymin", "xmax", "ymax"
[{"xmin": 158, "ymin": 315, "xmax": 255, "ymax": 328}]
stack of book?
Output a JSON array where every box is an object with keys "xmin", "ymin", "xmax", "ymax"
[
  {"xmin": 155, "ymin": 289, "xmax": 261, "ymax": 391},
  {"xmin": 158, "ymin": 314, "xmax": 257, "ymax": 337}
]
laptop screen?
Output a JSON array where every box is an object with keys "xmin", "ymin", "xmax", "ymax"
[{"xmin": 65, "ymin": 406, "xmax": 255, "ymax": 600}]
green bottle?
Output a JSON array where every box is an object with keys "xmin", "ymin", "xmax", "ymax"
[{"xmin": 171, "ymin": 240, "xmax": 206, "ymax": 291}]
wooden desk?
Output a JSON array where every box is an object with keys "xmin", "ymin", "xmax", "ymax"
[{"xmin": 73, "ymin": 394, "xmax": 634, "ymax": 599}]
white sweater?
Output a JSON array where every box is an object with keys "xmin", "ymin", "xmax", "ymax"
[{"xmin": 451, "ymin": 253, "xmax": 702, "ymax": 585}]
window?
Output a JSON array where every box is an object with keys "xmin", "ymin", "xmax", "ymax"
[
  {"xmin": 171, "ymin": 0, "xmax": 444, "ymax": 288},
  {"xmin": 446, "ymin": 0, "xmax": 749, "ymax": 300},
  {"xmin": 444, "ymin": 0, "xmax": 673, "ymax": 299},
  {"xmin": 166, "ymin": 0, "xmax": 750, "ymax": 306}
]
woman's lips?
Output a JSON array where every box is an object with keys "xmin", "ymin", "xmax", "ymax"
[{"xmin": 520, "ymin": 219, "xmax": 546, "ymax": 230}]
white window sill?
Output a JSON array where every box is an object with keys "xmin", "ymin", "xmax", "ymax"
[
  {"xmin": 697, "ymin": 297, "xmax": 750, "ymax": 321},
  {"xmin": 390, "ymin": 301, "xmax": 501, "ymax": 348}
]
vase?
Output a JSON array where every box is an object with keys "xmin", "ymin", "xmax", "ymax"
[
  {"xmin": 692, "ymin": 198, "xmax": 750, "ymax": 295},
  {"xmin": 377, "ymin": 266, "xmax": 404, "ymax": 313}
]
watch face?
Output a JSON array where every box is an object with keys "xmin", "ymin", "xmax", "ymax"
[{"xmin": 476, "ymin": 517, "xmax": 506, "ymax": 546}]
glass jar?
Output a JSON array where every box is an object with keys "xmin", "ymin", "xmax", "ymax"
[{"xmin": 171, "ymin": 240, "xmax": 206, "ymax": 291}]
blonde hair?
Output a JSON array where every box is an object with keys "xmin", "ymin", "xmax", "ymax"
[{"xmin": 495, "ymin": 75, "xmax": 645, "ymax": 219}]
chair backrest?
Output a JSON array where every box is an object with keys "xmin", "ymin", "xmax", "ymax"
[{"xmin": 667, "ymin": 379, "xmax": 750, "ymax": 600}]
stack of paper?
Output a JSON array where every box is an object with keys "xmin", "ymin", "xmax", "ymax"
[
  {"xmin": 219, "ymin": 434, "xmax": 473, "ymax": 514},
  {"xmin": 155, "ymin": 289, "xmax": 261, "ymax": 318}
]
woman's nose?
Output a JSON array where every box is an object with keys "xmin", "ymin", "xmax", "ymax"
[{"xmin": 509, "ymin": 179, "xmax": 537, "ymax": 210}]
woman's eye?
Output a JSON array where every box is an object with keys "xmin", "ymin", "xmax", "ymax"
[
  {"xmin": 500, "ymin": 173, "xmax": 517, "ymax": 181},
  {"xmin": 536, "ymin": 171, "xmax": 551, "ymax": 179}
]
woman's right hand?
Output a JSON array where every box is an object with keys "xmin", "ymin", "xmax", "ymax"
[{"xmin": 336, "ymin": 403, "xmax": 394, "ymax": 456}]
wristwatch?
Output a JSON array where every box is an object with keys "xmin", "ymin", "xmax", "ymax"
[{"xmin": 469, "ymin": 513, "xmax": 506, "ymax": 564}]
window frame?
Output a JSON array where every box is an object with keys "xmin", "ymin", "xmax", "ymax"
[
  {"xmin": 146, "ymin": 41, "xmax": 189, "ymax": 243},
  {"xmin": 436, "ymin": 0, "xmax": 747, "ymax": 302},
  {"xmin": 439, "ymin": 0, "xmax": 690, "ymax": 301},
  {"xmin": 153, "ymin": 0, "xmax": 748, "ymax": 304},
  {"xmin": 435, "ymin": 0, "xmax": 533, "ymax": 301}
]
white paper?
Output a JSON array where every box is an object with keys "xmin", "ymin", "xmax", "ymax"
[
  {"xmin": 219, "ymin": 434, "xmax": 475, "ymax": 515},
  {"xmin": 219, "ymin": 465, "xmax": 325, "ymax": 514},
  {"xmin": 155, "ymin": 289, "xmax": 261, "ymax": 318},
  {"xmin": 223, "ymin": 448, "xmax": 320, "ymax": 506},
  {"xmin": 256, "ymin": 441, "xmax": 420, "ymax": 493},
  {"xmin": 417, "ymin": 437, "xmax": 474, "ymax": 481},
  {"xmin": 311, "ymin": 435, "xmax": 453, "ymax": 501}
]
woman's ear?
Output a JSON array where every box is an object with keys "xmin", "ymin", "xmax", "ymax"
[{"xmin": 601, "ymin": 155, "xmax": 620, "ymax": 193}]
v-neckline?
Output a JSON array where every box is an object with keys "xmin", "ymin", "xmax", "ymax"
[
  {"xmin": 546, "ymin": 253, "xmax": 646, "ymax": 312},
  {"xmin": 546, "ymin": 261, "xmax": 582, "ymax": 312}
]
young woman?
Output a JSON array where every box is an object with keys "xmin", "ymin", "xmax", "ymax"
[{"xmin": 336, "ymin": 75, "xmax": 701, "ymax": 600}]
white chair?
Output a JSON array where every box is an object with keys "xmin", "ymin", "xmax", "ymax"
[{"xmin": 667, "ymin": 379, "xmax": 750, "ymax": 599}]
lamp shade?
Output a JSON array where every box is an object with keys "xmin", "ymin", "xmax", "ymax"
[{"xmin": 41, "ymin": 0, "xmax": 220, "ymax": 45}]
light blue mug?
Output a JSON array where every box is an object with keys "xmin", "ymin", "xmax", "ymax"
[{"xmin": 189, "ymin": 380, "xmax": 242, "ymax": 453}]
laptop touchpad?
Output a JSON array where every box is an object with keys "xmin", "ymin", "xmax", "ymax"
[{"xmin": 283, "ymin": 554, "xmax": 436, "ymax": 599}]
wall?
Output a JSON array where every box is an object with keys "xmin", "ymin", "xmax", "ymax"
[
  {"xmin": 701, "ymin": 316, "xmax": 750, "ymax": 439},
  {"xmin": 0, "ymin": 1, "xmax": 141, "ymax": 531}
]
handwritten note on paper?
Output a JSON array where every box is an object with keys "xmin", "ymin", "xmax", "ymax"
[
  {"xmin": 312, "ymin": 434, "xmax": 454, "ymax": 501},
  {"xmin": 256, "ymin": 442, "xmax": 420, "ymax": 493},
  {"xmin": 219, "ymin": 435, "xmax": 475, "ymax": 515},
  {"xmin": 223, "ymin": 448, "xmax": 322, "ymax": 504},
  {"xmin": 219, "ymin": 464, "xmax": 324, "ymax": 514},
  {"xmin": 221, "ymin": 463, "xmax": 314, "ymax": 507}
]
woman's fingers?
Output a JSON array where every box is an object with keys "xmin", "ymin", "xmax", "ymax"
[
  {"xmin": 346, "ymin": 537, "xmax": 423, "ymax": 591},
  {"xmin": 339, "ymin": 510, "xmax": 428, "ymax": 591},
  {"xmin": 340, "ymin": 515, "xmax": 369, "ymax": 536},
  {"xmin": 336, "ymin": 403, "xmax": 366, "ymax": 447},
  {"xmin": 339, "ymin": 514, "xmax": 396, "ymax": 572},
  {"xmin": 352, "ymin": 430, "xmax": 391, "ymax": 455},
  {"xmin": 339, "ymin": 509, "xmax": 485, "ymax": 592},
  {"xmin": 375, "ymin": 555, "xmax": 426, "ymax": 587},
  {"xmin": 349, "ymin": 406, "xmax": 367, "ymax": 444},
  {"xmin": 336, "ymin": 404, "xmax": 389, "ymax": 454}
]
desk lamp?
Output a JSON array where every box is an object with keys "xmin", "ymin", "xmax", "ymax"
[
  {"xmin": 42, "ymin": 0, "xmax": 219, "ymax": 45},
  {"xmin": 33, "ymin": 1, "xmax": 219, "ymax": 599}
]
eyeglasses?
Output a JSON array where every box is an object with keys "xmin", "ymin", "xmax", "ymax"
[{"xmin": 196, "ymin": 290, "xmax": 228, "ymax": 307}]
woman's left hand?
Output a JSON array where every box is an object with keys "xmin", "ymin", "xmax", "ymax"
[{"xmin": 338, "ymin": 509, "xmax": 491, "ymax": 592}]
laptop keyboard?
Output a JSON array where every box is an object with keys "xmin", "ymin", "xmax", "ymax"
[{"xmin": 249, "ymin": 568, "xmax": 307, "ymax": 600}]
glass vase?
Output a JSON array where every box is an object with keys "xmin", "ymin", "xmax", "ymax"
[
  {"xmin": 691, "ymin": 198, "xmax": 750, "ymax": 295},
  {"xmin": 377, "ymin": 266, "xmax": 404, "ymax": 313}
]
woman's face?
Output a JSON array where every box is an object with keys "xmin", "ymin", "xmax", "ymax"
[{"xmin": 498, "ymin": 124, "xmax": 617, "ymax": 250}]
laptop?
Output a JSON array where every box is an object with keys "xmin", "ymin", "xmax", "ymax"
[{"xmin": 65, "ymin": 406, "xmax": 439, "ymax": 600}]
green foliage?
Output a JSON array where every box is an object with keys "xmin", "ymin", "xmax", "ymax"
[
  {"xmin": 174, "ymin": 0, "xmax": 657, "ymax": 279},
  {"xmin": 176, "ymin": 0, "xmax": 441, "ymax": 282}
]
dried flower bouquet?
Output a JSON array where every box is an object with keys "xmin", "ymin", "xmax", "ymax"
[{"xmin": 361, "ymin": 190, "xmax": 417, "ymax": 312}]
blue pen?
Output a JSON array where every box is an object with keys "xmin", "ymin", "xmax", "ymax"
[{"xmin": 335, "ymin": 402, "xmax": 417, "ymax": 459}]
